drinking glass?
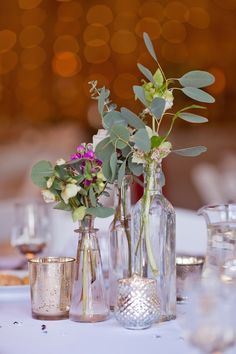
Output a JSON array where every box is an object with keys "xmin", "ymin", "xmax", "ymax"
[
  {"xmin": 11, "ymin": 202, "xmax": 51, "ymax": 262},
  {"xmin": 180, "ymin": 276, "xmax": 236, "ymax": 354},
  {"xmin": 198, "ymin": 204, "xmax": 236, "ymax": 278}
]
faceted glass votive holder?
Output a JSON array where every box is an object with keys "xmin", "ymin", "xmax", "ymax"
[
  {"xmin": 114, "ymin": 273, "xmax": 160, "ymax": 330},
  {"xmin": 176, "ymin": 255, "xmax": 204, "ymax": 303},
  {"xmin": 28, "ymin": 257, "xmax": 75, "ymax": 320}
]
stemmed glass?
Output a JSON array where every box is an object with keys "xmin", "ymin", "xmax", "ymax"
[
  {"xmin": 11, "ymin": 202, "xmax": 51, "ymax": 263},
  {"xmin": 180, "ymin": 276, "xmax": 236, "ymax": 354}
]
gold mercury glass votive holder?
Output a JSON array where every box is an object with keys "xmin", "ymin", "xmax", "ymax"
[
  {"xmin": 28, "ymin": 257, "xmax": 75, "ymax": 320},
  {"xmin": 176, "ymin": 255, "xmax": 205, "ymax": 303},
  {"xmin": 114, "ymin": 273, "xmax": 160, "ymax": 330}
]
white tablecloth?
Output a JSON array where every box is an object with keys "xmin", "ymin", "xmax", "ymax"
[{"xmin": 0, "ymin": 297, "xmax": 191, "ymax": 354}]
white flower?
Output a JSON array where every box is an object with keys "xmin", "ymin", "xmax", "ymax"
[
  {"xmin": 41, "ymin": 189, "xmax": 56, "ymax": 203},
  {"xmin": 46, "ymin": 176, "xmax": 55, "ymax": 188},
  {"xmin": 132, "ymin": 150, "xmax": 146, "ymax": 164},
  {"xmin": 56, "ymin": 158, "xmax": 66, "ymax": 165},
  {"xmin": 61, "ymin": 183, "xmax": 81, "ymax": 204},
  {"xmin": 163, "ymin": 90, "xmax": 174, "ymax": 111},
  {"xmin": 150, "ymin": 142, "xmax": 172, "ymax": 162},
  {"xmin": 92, "ymin": 129, "xmax": 108, "ymax": 148}
]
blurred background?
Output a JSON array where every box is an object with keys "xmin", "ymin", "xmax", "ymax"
[{"xmin": 1, "ymin": 0, "xmax": 236, "ymax": 213}]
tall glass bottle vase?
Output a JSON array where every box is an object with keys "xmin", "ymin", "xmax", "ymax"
[
  {"xmin": 69, "ymin": 216, "xmax": 109, "ymax": 322},
  {"xmin": 109, "ymin": 175, "xmax": 132, "ymax": 310},
  {"xmin": 133, "ymin": 162, "xmax": 176, "ymax": 322}
]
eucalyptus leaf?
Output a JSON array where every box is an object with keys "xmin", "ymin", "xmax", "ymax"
[
  {"xmin": 178, "ymin": 112, "xmax": 208, "ymax": 123},
  {"xmin": 89, "ymin": 188, "xmax": 97, "ymax": 207},
  {"xmin": 133, "ymin": 85, "xmax": 148, "ymax": 106},
  {"xmin": 87, "ymin": 207, "xmax": 114, "ymax": 218},
  {"xmin": 102, "ymin": 159, "xmax": 112, "ymax": 181},
  {"xmin": 181, "ymin": 87, "xmax": 215, "ymax": 103},
  {"xmin": 103, "ymin": 111, "xmax": 126, "ymax": 129},
  {"xmin": 98, "ymin": 87, "xmax": 106, "ymax": 115},
  {"xmin": 179, "ymin": 70, "xmax": 215, "ymax": 88},
  {"xmin": 133, "ymin": 128, "xmax": 151, "ymax": 152},
  {"xmin": 54, "ymin": 201, "xmax": 72, "ymax": 211},
  {"xmin": 95, "ymin": 137, "xmax": 115, "ymax": 161},
  {"xmin": 118, "ymin": 161, "xmax": 126, "ymax": 187},
  {"xmin": 173, "ymin": 146, "xmax": 207, "ymax": 157},
  {"xmin": 31, "ymin": 160, "xmax": 54, "ymax": 188},
  {"xmin": 121, "ymin": 145, "xmax": 132, "ymax": 157},
  {"xmin": 110, "ymin": 152, "xmax": 117, "ymax": 182},
  {"xmin": 110, "ymin": 125, "xmax": 130, "ymax": 149},
  {"xmin": 143, "ymin": 32, "xmax": 158, "ymax": 62},
  {"xmin": 120, "ymin": 107, "xmax": 145, "ymax": 129},
  {"xmin": 72, "ymin": 206, "xmax": 87, "ymax": 222},
  {"xmin": 150, "ymin": 97, "xmax": 166, "ymax": 119},
  {"xmin": 137, "ymin": 63, "xmax": 155, "ymax": 85},
  {"xmin": 128, "ymin": 157, "xmax": 143, "ymax": 176},
  {"xmin": 160, "ymin": 170, "xmax": 166, "ymax": 187}
]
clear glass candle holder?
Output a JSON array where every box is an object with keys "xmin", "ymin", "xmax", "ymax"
[
  {"xmin": 114, "ymin": 273, "xmax": 160, "ymax": 330},
  {"xmin": 29, "ymin": 257, "xmax": 75, "ymax": 320}
]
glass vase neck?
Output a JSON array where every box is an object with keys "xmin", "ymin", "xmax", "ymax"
[
  {"xmin": 78, "ymin": 215, "xmax": 95, "ymax": 230},
  {"xmin": 114, "ymin": 175, "xmax": 132, "ymax": 220},
  {"xmin": 144, "ymin": 162, "xmax": 162, "ymax": 194}
]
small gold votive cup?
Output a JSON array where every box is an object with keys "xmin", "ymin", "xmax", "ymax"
[
  {"xmin": 28, "ymin": 257, "xmax": 75, "ymax": 320},
  {"xmin": 176, "ymin": 255, "xmax": 205, "ymax": 303}
]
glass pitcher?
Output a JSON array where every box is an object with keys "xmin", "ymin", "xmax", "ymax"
[{"xmin": 198, "ymin": 204, "xmax": 236, "ymax": 278}]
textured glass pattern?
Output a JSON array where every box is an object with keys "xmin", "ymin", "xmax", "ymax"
[
  {"xmin": 133, "ymin": 163, "xmax": 176, "ymax": 322},
  {"xmin": 114, "ymin": 274, "xmax": 160, "ymax": 330}
]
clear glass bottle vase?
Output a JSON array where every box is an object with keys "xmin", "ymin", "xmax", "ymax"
[
  {"xmin": 109, "ymin": 175, "xmax": 132, "ymax": 310},
  {"xmin": 69, "ymin": 216, "xmax": 109, "ymax": 322},
  {"xmin": 133, "ymin": 162, "xmax": 176, "ymax": 322}
]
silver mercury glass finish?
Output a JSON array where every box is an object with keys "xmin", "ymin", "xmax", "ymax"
[
  {"xmin": 114, "ymin": 273, "xmax": 160, "ymax": 330},
  {"xmin": 133, "ymin": 162, "xmax": 176, "ymax": 322},
  {"xmin": 109, "ymin": 175, "xmax": 132, "ymax": 310},
  {"xmin": 176, "ymin": 255, "xmax": 205, "ymax": 303}
]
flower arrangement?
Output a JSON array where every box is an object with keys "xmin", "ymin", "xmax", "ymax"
[
  {"xmin": 93, "ymin": 33, "xmax": 215, "ymax": 183},
  {"xmin": 91, "ymin": 32, "xmax": 215, "ymax": 276},
  {"xmin": 31, "ymin": 143, "xmax": 114, "ymax": 223}
]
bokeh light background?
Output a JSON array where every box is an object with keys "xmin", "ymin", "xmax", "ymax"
[{"xmin": 0, "ymin": 0, "xmax": 236, "ymax": 208}]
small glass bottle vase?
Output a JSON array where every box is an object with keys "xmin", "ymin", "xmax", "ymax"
[
  {"xmin": 69, "ymin": 216, "xmax": 109, "ymax": 322},
  {"xmin": 133, "ymin": 162, "xmax": 176, "ymax": 322},
  {"xmin": 109, "ymin": 175, "xmax": 132, "ymax": 310}
]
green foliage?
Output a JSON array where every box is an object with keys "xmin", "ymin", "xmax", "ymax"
[
  {"xmin": 177, "ymin": 112, "xmax": 208, "ymax": 123},
  {"xmin": 133, "ymin": 85, "xmax": 148, "ymax": 106},
  {"xmin": 133, "ymin": 129, "xmax": 151, "ymax": 152},
  {"xmin": 72, "ymin": 206, "xmax": 87, "ymax": 222},
  {"xmin": 110, "ymin": 125, "xmax": 130, "ymax": 149},
  {"xmin": 120, "ymin": 107, "xmax": 145, "ymax": 129},
  {"xmin": 137, "ymin": 63, "xmax": 156, "ymax": 85},
  {"xmin": 95, "ymin": 137, "xmax": 114, "ymax": 161},
  {"xmin": 178, "ymin": 70, "xmax": 215, "ymax": 88},
  {"xmin": 181, "ymin": 87, "xmax": 215, "ymax": 103},
  {"xmin": 143, "ymin": 32, "xmax": 158, "ymax": 62},
  {"xmin": 150, "ymin": 97, "xmax": 166, "ymax": 119},
  {"xmin": 173, "ymin": 146, "xmax": 207, "ymax": 157},
  {"xmin": 117, "ymin": 161, "xmax": 126, "ymax": 187},
  {"xmin": 87, "ymin": 207, "xmax": 114, "ymax": 218},
  {"xmin": 151, "ymin": 135, "xmax": 164, "ymax": 148},
  {"xmin": 31, "ymin": 160, "xmax": 54, "ymax": 188},
  {"xmin": 103, "ymin": 111, "xmax": 126, "ymax": 129}
]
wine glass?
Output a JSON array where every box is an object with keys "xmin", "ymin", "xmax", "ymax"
[
  {"xmin": 11, "ymin": 202, "xmax": 51, "ymax": 263},
  {"xmin": 179, "ymin": 276, "xmax": 236, "ymax": 354}
]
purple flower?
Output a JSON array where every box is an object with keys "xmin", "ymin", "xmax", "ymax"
[
  {"xmin": 77, "ymin": 145, "xmax": 85, "ymax": 153},
  {"xmin": 95, "ymin": 159, "xmax": 102, "ymax": 166},
  {"xmin": 84, "ymin": 151, "xmax": 95, "ymax": 160},
  {"xmin": 87, "ymin": 143, "xmax": 93, "ymax": 151},
  {"xmin": 70, "ymin": 153, "xmax": 78, "ymax": 160},
  {"xmin": 84, "ymin": 179, "xmax": 92, "ymax": 187}
]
